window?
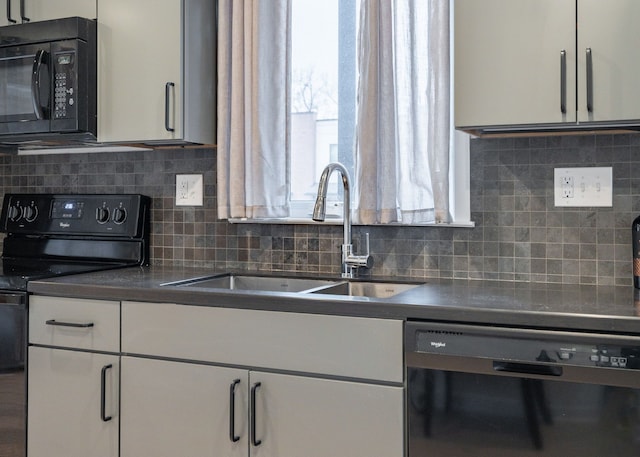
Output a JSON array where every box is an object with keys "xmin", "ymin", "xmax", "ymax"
[
  {"xmin": 217, "ymin": 0, "xmax": 471, "ymax": 226},
  {"xmin": 289, "ymin": 0, "xmax": 470, "ymax": 224},
  {"xmin": 290, "ymin": 0, "xmax": 356, "ymax": 218}
]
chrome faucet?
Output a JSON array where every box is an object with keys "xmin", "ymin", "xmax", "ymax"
[{"xmin": 312, "ymin": 162, "xmax": 373, "ymax": 278}]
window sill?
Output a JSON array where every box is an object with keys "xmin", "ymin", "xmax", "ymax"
[{"xmin": 228, "ymin": 217, "xmax": 475, "ymax": 228}]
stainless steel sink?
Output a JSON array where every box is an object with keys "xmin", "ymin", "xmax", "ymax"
[
  {"xmin": 162, "ymin": 274, "xmax": 423, "ymax": 299},
  {"xmin": 312, "ymin": 281, "xmax": 423, "ymax": 299},
  {"xmin": 162, "ymin": 274, "xmax": 338, "ymax": 293}
]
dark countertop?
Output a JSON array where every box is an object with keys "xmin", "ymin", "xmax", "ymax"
[{"xmin": 27, "ymin": 266, "xmax": 640, "ymax": 335}]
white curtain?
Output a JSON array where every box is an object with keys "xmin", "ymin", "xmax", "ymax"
[
  {"xmin": 217, "ymin": 0, "xmax": 291, "ymax": 219},
  {"xmin": 355, "ymin": 0, "xmax": 451, "ymax": 224}
]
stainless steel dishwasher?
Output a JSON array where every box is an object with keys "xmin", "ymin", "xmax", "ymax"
[{"xmin": 405, "ymin": 321, "xmax": 640, "ymax": 456}]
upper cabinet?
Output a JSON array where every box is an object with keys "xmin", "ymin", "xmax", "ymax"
[
  {"xmin": 21, "ymin": 0, "xmax": 96, "ymax": 21},
  {"xmin": 1, "ymin": 0, "xmax": 96, "ymax": 24},
  {"xmin": 455, "ymin": 0, "xmax": 640, "ymax": 134},
  {"xmin": 97, "ymin": 0, "xmax": 216, "ymax": 144}
]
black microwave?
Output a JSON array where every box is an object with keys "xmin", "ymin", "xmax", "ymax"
[{"xmin": 0, "ymin": 17, "xmax": 96, "ymax": 140}]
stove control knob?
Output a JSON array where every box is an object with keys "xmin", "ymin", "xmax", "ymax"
[
  {"xmin": 112, "ymin": 207, "xmax": 127, "ymax": 225},
  {"xmin": 23, "ymin": 205, "xmax": 38, "ymax": 222},
  {"xmin": 8, "ymin": 205, "xmax": 22, "ymax": 222},
  {"xmin": 96, "ymin": 207, "xmax": 110, "ymax": 224}
]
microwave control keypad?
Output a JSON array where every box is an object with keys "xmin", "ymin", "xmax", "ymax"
[{"xmin": 54, "ymin": 73, "xmax": 73, "ymax": 119}]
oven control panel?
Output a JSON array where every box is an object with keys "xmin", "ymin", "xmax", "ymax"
[{"xmin": 0, "ymin": 194, "xmax": 150, "ymax": 238}]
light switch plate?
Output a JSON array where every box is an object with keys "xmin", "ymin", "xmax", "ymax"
[
  {"xmin": 554, "ymin": 167, "xmax": 612, "ymax": 207},
  {"xmin": 176, "ymin": 174, "xmax": 204, "ymax": 206}
]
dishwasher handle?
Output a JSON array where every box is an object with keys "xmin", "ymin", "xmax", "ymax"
[
  {"xmin": 0, "ymin": 293, "xmax": 26, "ymax": 305},
  {"xmin": 493, "ymin": 361, "xmax": 563, "ymax": 377}
]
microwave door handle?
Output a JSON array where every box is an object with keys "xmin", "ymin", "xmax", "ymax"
[
  {"xmin": 31, "ymin": 50, "xmax": 46, "ymax": 120},
  {"xmin": 6, "ymin": 0, "xmax": 16, "ymax": 23}
]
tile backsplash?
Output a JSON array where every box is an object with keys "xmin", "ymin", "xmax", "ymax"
[{"xmin": 1, "ymin": 133, "xmax": 639, "ymax": 286}]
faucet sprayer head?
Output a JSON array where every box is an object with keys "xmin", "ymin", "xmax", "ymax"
[
  {"xmin": 312, "ymin": 196, "xmax": 326, "ymax": 222},
  {"xmin": 312, "ymin": 163, "xmax": 345, "ymax": 222}
]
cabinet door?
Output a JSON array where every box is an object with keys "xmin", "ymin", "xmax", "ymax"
[
  {"xmin": 21, "ymin": 0, "xmax": 97, "ymax": 21},
  {"xmin": 27, "ymin": 347, "xmax": 119, "ymax": 457},
  {"xmin": 577, "ymin": 0, "xmax": 640, "ymax": 123},
  {"xmin": 120, "ymin": 356, "xmax": 247, "ymax": 457},
  {"xmin": 455, "ymin": 0, "xmax": 576, "ymax": 129},
  {"xmin": 250, "ymin": 371, "xmax": 404, "ymax": 457},
  {"xmin": 1, "ymin": 0, "xmax": 16, "ymax": 25},
  {"xmin": 97, "ymin": 0, "xmax": 182, "ymax": 142}
]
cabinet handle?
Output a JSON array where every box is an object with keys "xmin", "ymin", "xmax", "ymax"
[
  {"xmin": 560, "ymin": 50, "xmax": 567, "ymax": 114},
  {"xmin": 229, "ymin": 379, "xmax": 241, "ymax": 443},
  {"xmin": 6, "ymin": 0, "xmax": 16, "ymax": 23},
  {"xmin": 45, "ymin": 319, "xmax": 94, "ymax": 328},
  {"xmin": 100, "ymin": 364, "xmax": 113, "ymax": 422},
  {"xmin": 586, "ymin": 48, "xmax": 593, "ymax": 113},
  {"xmin": 165, "ymin": 82, "xmax": 175, "ymax": 132},
  {"xmin": 250, "ymin": 382, "xmax": 262, "ymax": 446},
  {"xmin": 19, "ymin": 0, "xmax": 28, "ymax": 22}
]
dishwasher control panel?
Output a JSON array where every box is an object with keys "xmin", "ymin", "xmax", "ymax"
[{"xmin": 406, "ymin": 321, "xmax": 640, "ymax": 370}]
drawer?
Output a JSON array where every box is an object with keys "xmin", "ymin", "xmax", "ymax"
[
  {"xmin": 122, "ymin": 301, "xmax": 403, "ymax": 383},
  {"xmin": 29, "ymin": 296, "xmax": 120, "ymax": 352}
]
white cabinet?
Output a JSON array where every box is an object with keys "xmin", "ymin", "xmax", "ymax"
[
  {"xmin": 120, "ymin": 356, "xmax": 403, "ymax": 457},
  {"xmin": 97, "ymin": 0, "xmax": 216, "ymax": 144},
  {"xmin": 1, "ymin": 0, "xmax": 96, "ymax": 24},
  {"xmin": 576, "ymin": 0, "xmax": 640, "ymax": 123},
  {"xmin": 120, "ymin": 301, "xmax": 405, "ymax": 457},
  {"xmin": 120, "ymin": 357, "xmax": 247, "ymax": 457},
  {"xmin": 27, "ymin": 347, "xmax": 119, "ymax": 457},
  {"xmin": 20, "ymin": 0, "xmax": 97, "ymax": 22},
  {"xmin": 27, "ymin": 296, "xmax": 120, "ymax": 457},
  {"xmin": 27, "ymin": 297, "xmax": 405, "ymax": 456},
  {"xmin": 249, "ymin": 371, "xmax": 403, "ymax": 457},
  {"xmin": 455, "ymin": 0, "xmax": 640, "ymax": 132},
  {"xmin": 1, "ymin": 0, "xmax": 19, "ymax": 25},
  {"xmin": 121, "ymin": 301, "xmax": 403, "ymax": 383}
]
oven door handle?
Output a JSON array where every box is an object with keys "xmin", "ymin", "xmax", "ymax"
[
  {"xmin": 45, "ymin": 319, "xmax": 94, "ymax": 328},
  {"xmin": 31, "ymin": 49, "xmax": 47, "ymax": 120},
  {"xmin": 493, "ymin": 361, "xmax": 563, "ymax": 377}
]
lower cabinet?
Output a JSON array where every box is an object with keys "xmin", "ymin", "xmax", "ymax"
[
  {"xmin": 27, "ymin": 297, "xmax": 405, "ymax": 456},
  {"xmin": 120, "ymin": 356, "xmax": 404, "ymax": 457},
  {"xmin": 248, "ymin": 371, "xmax": 404, "ymax": 457},
  {"xmin": 27, "ymin": 347, "xmax": 119, "ymax": 457},
  {"xmin": 120, "ymin": 357, "xmax": 248, "ymax": 457}
]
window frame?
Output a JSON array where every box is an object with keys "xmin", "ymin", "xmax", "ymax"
[{"xmin": 229, "ymin": 0, "xmax": 473, "ymax": 227}]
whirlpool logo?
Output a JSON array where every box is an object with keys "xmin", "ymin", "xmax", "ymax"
[
  {"xmin": 430, "ymin": 341, "xmax": 447, "ymax": 349},
  {"xmin": 59, "ymin": 222, "xmax": 71, "ymax": 228}
]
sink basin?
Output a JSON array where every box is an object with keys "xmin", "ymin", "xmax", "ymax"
[
  {"xmin": 162, "ymin": 274, "xmax": 338, "ymax": 293},
  {"xmin": 162, "ymin": 274, "xmax": 423, "ymax": 299},
  {"xmin": 312, "ymin": 281, "xmax": 423, "ymax": 299}
]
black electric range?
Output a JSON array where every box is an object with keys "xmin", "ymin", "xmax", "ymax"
[
  {"xmin": 0, "ymin": 193, "xmax": 150, "ymax": 291},
  {"xmin": 0, "ymin": 193, "xmax": 150, "ymax": 457}
]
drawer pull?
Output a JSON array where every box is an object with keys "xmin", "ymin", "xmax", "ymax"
[
  {"xmin": 45, "ymin": 319, "xmax": 94, "ymax": 328},
  {"xmin": 229, "ymin": 379, "xmax": 241, "ymax": 442}
]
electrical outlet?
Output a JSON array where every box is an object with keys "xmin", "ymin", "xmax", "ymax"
[
  {"xmin": 561, "ymin": 175, "xmax": 574, "ymax": 198},
  {"xmin": 554, "ymin": 167, "xmax": 612, "ymax": 207},
  {"xmin": 176, "ymin": 174, "xmax": 204, "ymax": 206}
]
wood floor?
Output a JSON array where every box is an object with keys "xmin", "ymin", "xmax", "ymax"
[{"xmin": 0, "ymin": 369, "xmax": 25, "ymax": 457}]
